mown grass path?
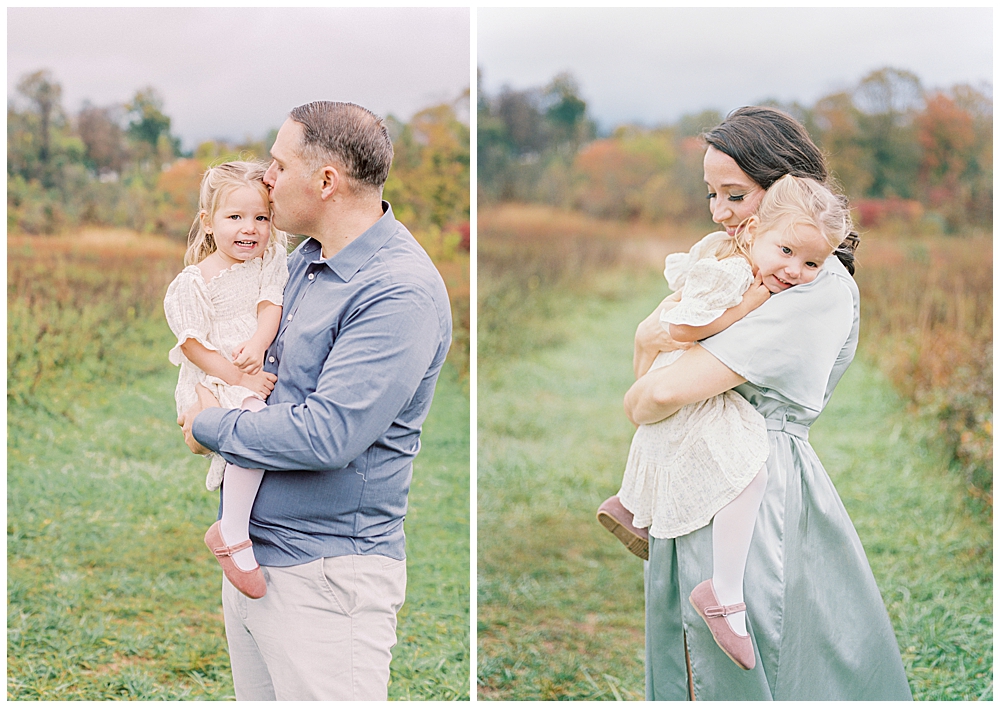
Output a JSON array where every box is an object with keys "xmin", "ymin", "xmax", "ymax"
[
  {"xmin": 477, "ymin": 277, "xmax": 991, "ymax": 700},
  {"xmin": 8, "ymin": 354, "xmax": 470, "ymax": 700}
]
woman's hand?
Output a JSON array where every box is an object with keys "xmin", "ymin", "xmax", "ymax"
[
  {"xmin": 238, "ymin": 369, "xmax": 277, "ymax": 399},
  {"xmin": 634, "ymin": 296, "xmax": 694, "ymax": 379}
]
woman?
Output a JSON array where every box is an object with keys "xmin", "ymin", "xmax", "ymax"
[{"xmin": 626, "ymin": 107, "xmax": 911, "ymax": 700}]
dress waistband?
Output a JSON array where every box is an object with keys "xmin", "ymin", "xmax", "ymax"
[{"xmin": 765, "ymin": 415, "xmax": 809, "ymax": 440}]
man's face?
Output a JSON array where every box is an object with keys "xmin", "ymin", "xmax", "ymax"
[{"xmin": 263, "ymin": 119, "xmax": 318, "ymax": 235}]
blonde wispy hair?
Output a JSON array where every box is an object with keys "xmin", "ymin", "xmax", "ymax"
[
  {"xmin": 184, "ymin": 160, "xmax": 288, "ymax": 266},
  {"xmin": 713, "ymin": 175, "xmax": 852, "ymax": 262}
]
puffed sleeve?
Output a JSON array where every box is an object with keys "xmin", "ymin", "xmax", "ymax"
[
  {"xmin": 164, "ymin": 268, "xmax": 219, "ymax": 366},
  {"xmin": 661, "ymin": 256, "xmax": 753, "ymax": 327},
  {"xmin": 663, "ymin": 231, "xmax": 729, "ymax": 291},
  {"xmin": 258, "ymin": 245, "xmax": 288, "ymax": 307},
  {"xmin": 700, "ymin": 263, "xmax": 855, "ymax": 413}
]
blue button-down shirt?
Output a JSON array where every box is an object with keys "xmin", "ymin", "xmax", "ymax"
[{"xmin": 193, "ymin": 203, "xmax": 452, "ymax": 565}]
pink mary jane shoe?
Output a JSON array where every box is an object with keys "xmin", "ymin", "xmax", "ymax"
[
  {"xmin": 596, "ymin": 495, "xmax": 650, "ymax": 560},
  {"xmin": 689, "ymin": 579, "xmax": 755, "ymax": 670},
  {"xmin": 204, "ymin": 521, "xmax": 267, "ymax": 599}
]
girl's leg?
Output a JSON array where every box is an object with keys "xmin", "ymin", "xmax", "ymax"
[
  {"xmin": 220, "ymin": 396, "xmax": 267, "ymax": 571},
  {"xmin": 711, "ymin": 465, "xmax": 768, "ymax": 636}
]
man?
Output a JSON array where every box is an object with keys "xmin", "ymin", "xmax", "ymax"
[{"xmin": 179, "ymin": 101, "xmax": 452, "ymax": 700}]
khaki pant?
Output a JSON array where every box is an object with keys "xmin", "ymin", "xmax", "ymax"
[{"xmin": 222, "ymin": 554, "xmax": 406, "ymax": 700}]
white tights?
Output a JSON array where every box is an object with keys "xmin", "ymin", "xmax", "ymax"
[
  {"xmin": 711, "ymin": 465, "xmax": 768, "ymax": 636},
  {"xmin": 219, "ymin": 396, "xmax": 266, "ymax": 571}
]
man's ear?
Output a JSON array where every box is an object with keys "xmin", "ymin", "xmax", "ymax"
[{"xmin": 319, "ymin": 165, "xmax": 341, "ymax": 200}]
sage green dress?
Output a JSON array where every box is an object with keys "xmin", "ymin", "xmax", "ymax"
[{"xmin": 644, "ymin": 256, "xmax": 912, "ymax": 700}]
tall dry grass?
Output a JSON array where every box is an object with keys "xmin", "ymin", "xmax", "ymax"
[
  {"xmin": 478, "ymin": 204, "xmax": 704, "ymax": 361},
  {"xmin": 854, "ymin": 229, "xmax": 992, "ymax": 508},
  {"xmin": 8, "ymin": 230, "xmax": 183, "ymax": 413}
]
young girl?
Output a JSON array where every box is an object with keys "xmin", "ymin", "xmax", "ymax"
[
  {"xmin": 163, "ymin": 161, "xmax": 288, "ymax": 599},
  {"xmin": 598, "ymin": 175, "xmax": 853, "ymax": 669}
]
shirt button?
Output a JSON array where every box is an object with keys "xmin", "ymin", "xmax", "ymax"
[
  {"xmin": 287, "ymin": 314, "xmax": 293, "ymax": 321},
  {"xmin": 268, "ymin": 356, "xmax": 275, "ymax": 363},
  {"xmin": 307, "ymin": 273, "xmax": 315, "ymax": 281}
]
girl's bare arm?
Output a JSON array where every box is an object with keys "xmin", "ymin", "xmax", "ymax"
[
  {"xmin": 178, "ymin": 339, "xmax": 276, "ymax": 398},
  {"xmin": 232, "ymin": 301, "xmax": 282, "ymax": 375},
  {"xmin": 668, "ymin": 272, "xmax": 770, "ymax": 343}
]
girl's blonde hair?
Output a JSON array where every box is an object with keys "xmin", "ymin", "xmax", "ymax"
[
  {"xmin": 184, "ymin": 161, "xmax": 288, "ymax": 266},
  {"xmin": 714, "ymin": 175, "xmax": 853, "ymax": 262}
]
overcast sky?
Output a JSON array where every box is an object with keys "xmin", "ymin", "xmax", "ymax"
[
  {"xmin": 8, "ymin": 7, "xmax": 470, "ymax": 151},
  {"xmin": 478, "ymin": 8, "xmax": 992, "ymax": 130}
]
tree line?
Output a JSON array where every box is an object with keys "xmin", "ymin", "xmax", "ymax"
[
  {"xmin": 478, "ymin": 68, "xmax": 991, "ymax": 232},
  {"xmin": 8, "ymin": 69, "xmax": 470, "ymax": 244}
]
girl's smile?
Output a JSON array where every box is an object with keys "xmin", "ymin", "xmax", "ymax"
[
  {"xmin": 749, "ymin": 223, "xmax": 833, "ymax": 293},
  {"xmin": 203, "ymin": 186, "xmax": 272, "ymax": 267}
]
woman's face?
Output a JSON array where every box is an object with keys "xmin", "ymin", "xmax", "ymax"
[{"xmin": 703, "ymin": 146, "xmax": 765, "ymax": 237}]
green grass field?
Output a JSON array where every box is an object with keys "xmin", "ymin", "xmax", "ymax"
[
  {"xmin": 477, "ymin": 272, "xmax": 992, "ymax": 700},
  {"xmin": 7, "ymin": 339, "xmax": 470, "ymax": 700}
]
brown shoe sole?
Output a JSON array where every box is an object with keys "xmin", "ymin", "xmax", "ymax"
[{"xmin": 597, "ymin": 510, "xmax": 649, "ymax": 560}]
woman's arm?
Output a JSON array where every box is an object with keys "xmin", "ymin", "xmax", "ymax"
[
  {"xmin": 634, "ymin": 295, "xmax": 693, "ymax": 379},
  {"xmin": 624, "ymin": 344, "xmax": 746, "ymax": 425}
]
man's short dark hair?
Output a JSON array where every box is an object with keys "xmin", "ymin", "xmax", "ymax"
[{"xmin": 289, "ymin": 101, "xmax": 394, "ymax": 194}]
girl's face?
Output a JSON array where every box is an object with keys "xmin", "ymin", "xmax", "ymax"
[
  {"xmin": 204, "ymin": 186, "xmax": 271, "ymax": 266},
  {"xmin": 703, "ymin": 146, "xmax": 765, "ymax": 237},
  {"xmin": 749, "ymin": 222, "xmax": 834, "ymax": 294}
]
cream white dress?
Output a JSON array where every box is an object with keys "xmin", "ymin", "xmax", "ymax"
[
  {"xmin": 618, "ymin": 232, "xmax": 769, "ymax": 539},
  {"xmin": 163, "ymin": 246, "xmax": 288, "ymax": 490}
]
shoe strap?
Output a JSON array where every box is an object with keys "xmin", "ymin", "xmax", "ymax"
[
  {"xmin": 213, "ymin": 538, "xmax": 253, "ymax": 558},
  {"xmin": 704, "ymin": 602, "xmax": 746, "ymax": 618}
]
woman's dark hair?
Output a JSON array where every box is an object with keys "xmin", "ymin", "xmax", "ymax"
[{"xmin": 703, "ymin": 106, "xmax": 860, "ymax": 275}]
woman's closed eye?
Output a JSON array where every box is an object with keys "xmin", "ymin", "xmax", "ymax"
[{"xmin": 706, "ymin": 192, "xmax": 747, "ymax": 202}]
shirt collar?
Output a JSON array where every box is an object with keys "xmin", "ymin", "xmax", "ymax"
[{"xmin": 301, "ymin": 201, "xmax": 398, "ymax": 282}]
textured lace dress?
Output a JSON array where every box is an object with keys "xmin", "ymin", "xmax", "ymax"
[
  {"xmin": 618, "ymin": 232, "xmax": 769, "ymax": 539},
  {"xmin": 164, "ymin": 246, "xmax": 288, "ymax": 490}
]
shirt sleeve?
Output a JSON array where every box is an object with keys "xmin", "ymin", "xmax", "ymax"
[
  {"xmin": 663, "ymin": 231, "xmax": 728, "ymax": 291},
  {"xmin": 699, "ymin": 265, "xmax": 855, "ymax": 413},
  {"xmin": 661, "ymin": 257, "xmax": 752, "ymax": 327},
  {"xmin": 258, "ymin": 245, "xmax": 288, "ymax": 307},
  {"xmin": 163, "ymin": 269, "xmax": 219, "ymax": 366},
  {"xmin": 193, "ymin": 280, "xmax": 448, "ymax": 472}
]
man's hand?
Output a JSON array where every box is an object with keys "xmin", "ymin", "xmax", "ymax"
[{"xmin": 178, "ymin": 383, "xmax": 221, "ymax": 455}]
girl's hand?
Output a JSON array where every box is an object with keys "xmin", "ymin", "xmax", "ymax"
[
  {"xmin": 232, "ymin": 341, "xmax": 266, "ymax": 375},
  {"xmin": 743, "ymin": 272, "xmax": 771, "ymax": 312},
  {"xmin": 238, "ymin": 369, "xmax": 277, "ymax": 399}
]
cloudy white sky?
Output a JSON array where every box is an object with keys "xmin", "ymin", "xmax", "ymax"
[
  {"xmin": 8, "ymin": 7, "xmax": 471, "ymax": 151},
  {"xmin": 478, "ymin": 7, "xmax": 992, "ymax": 130}
]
